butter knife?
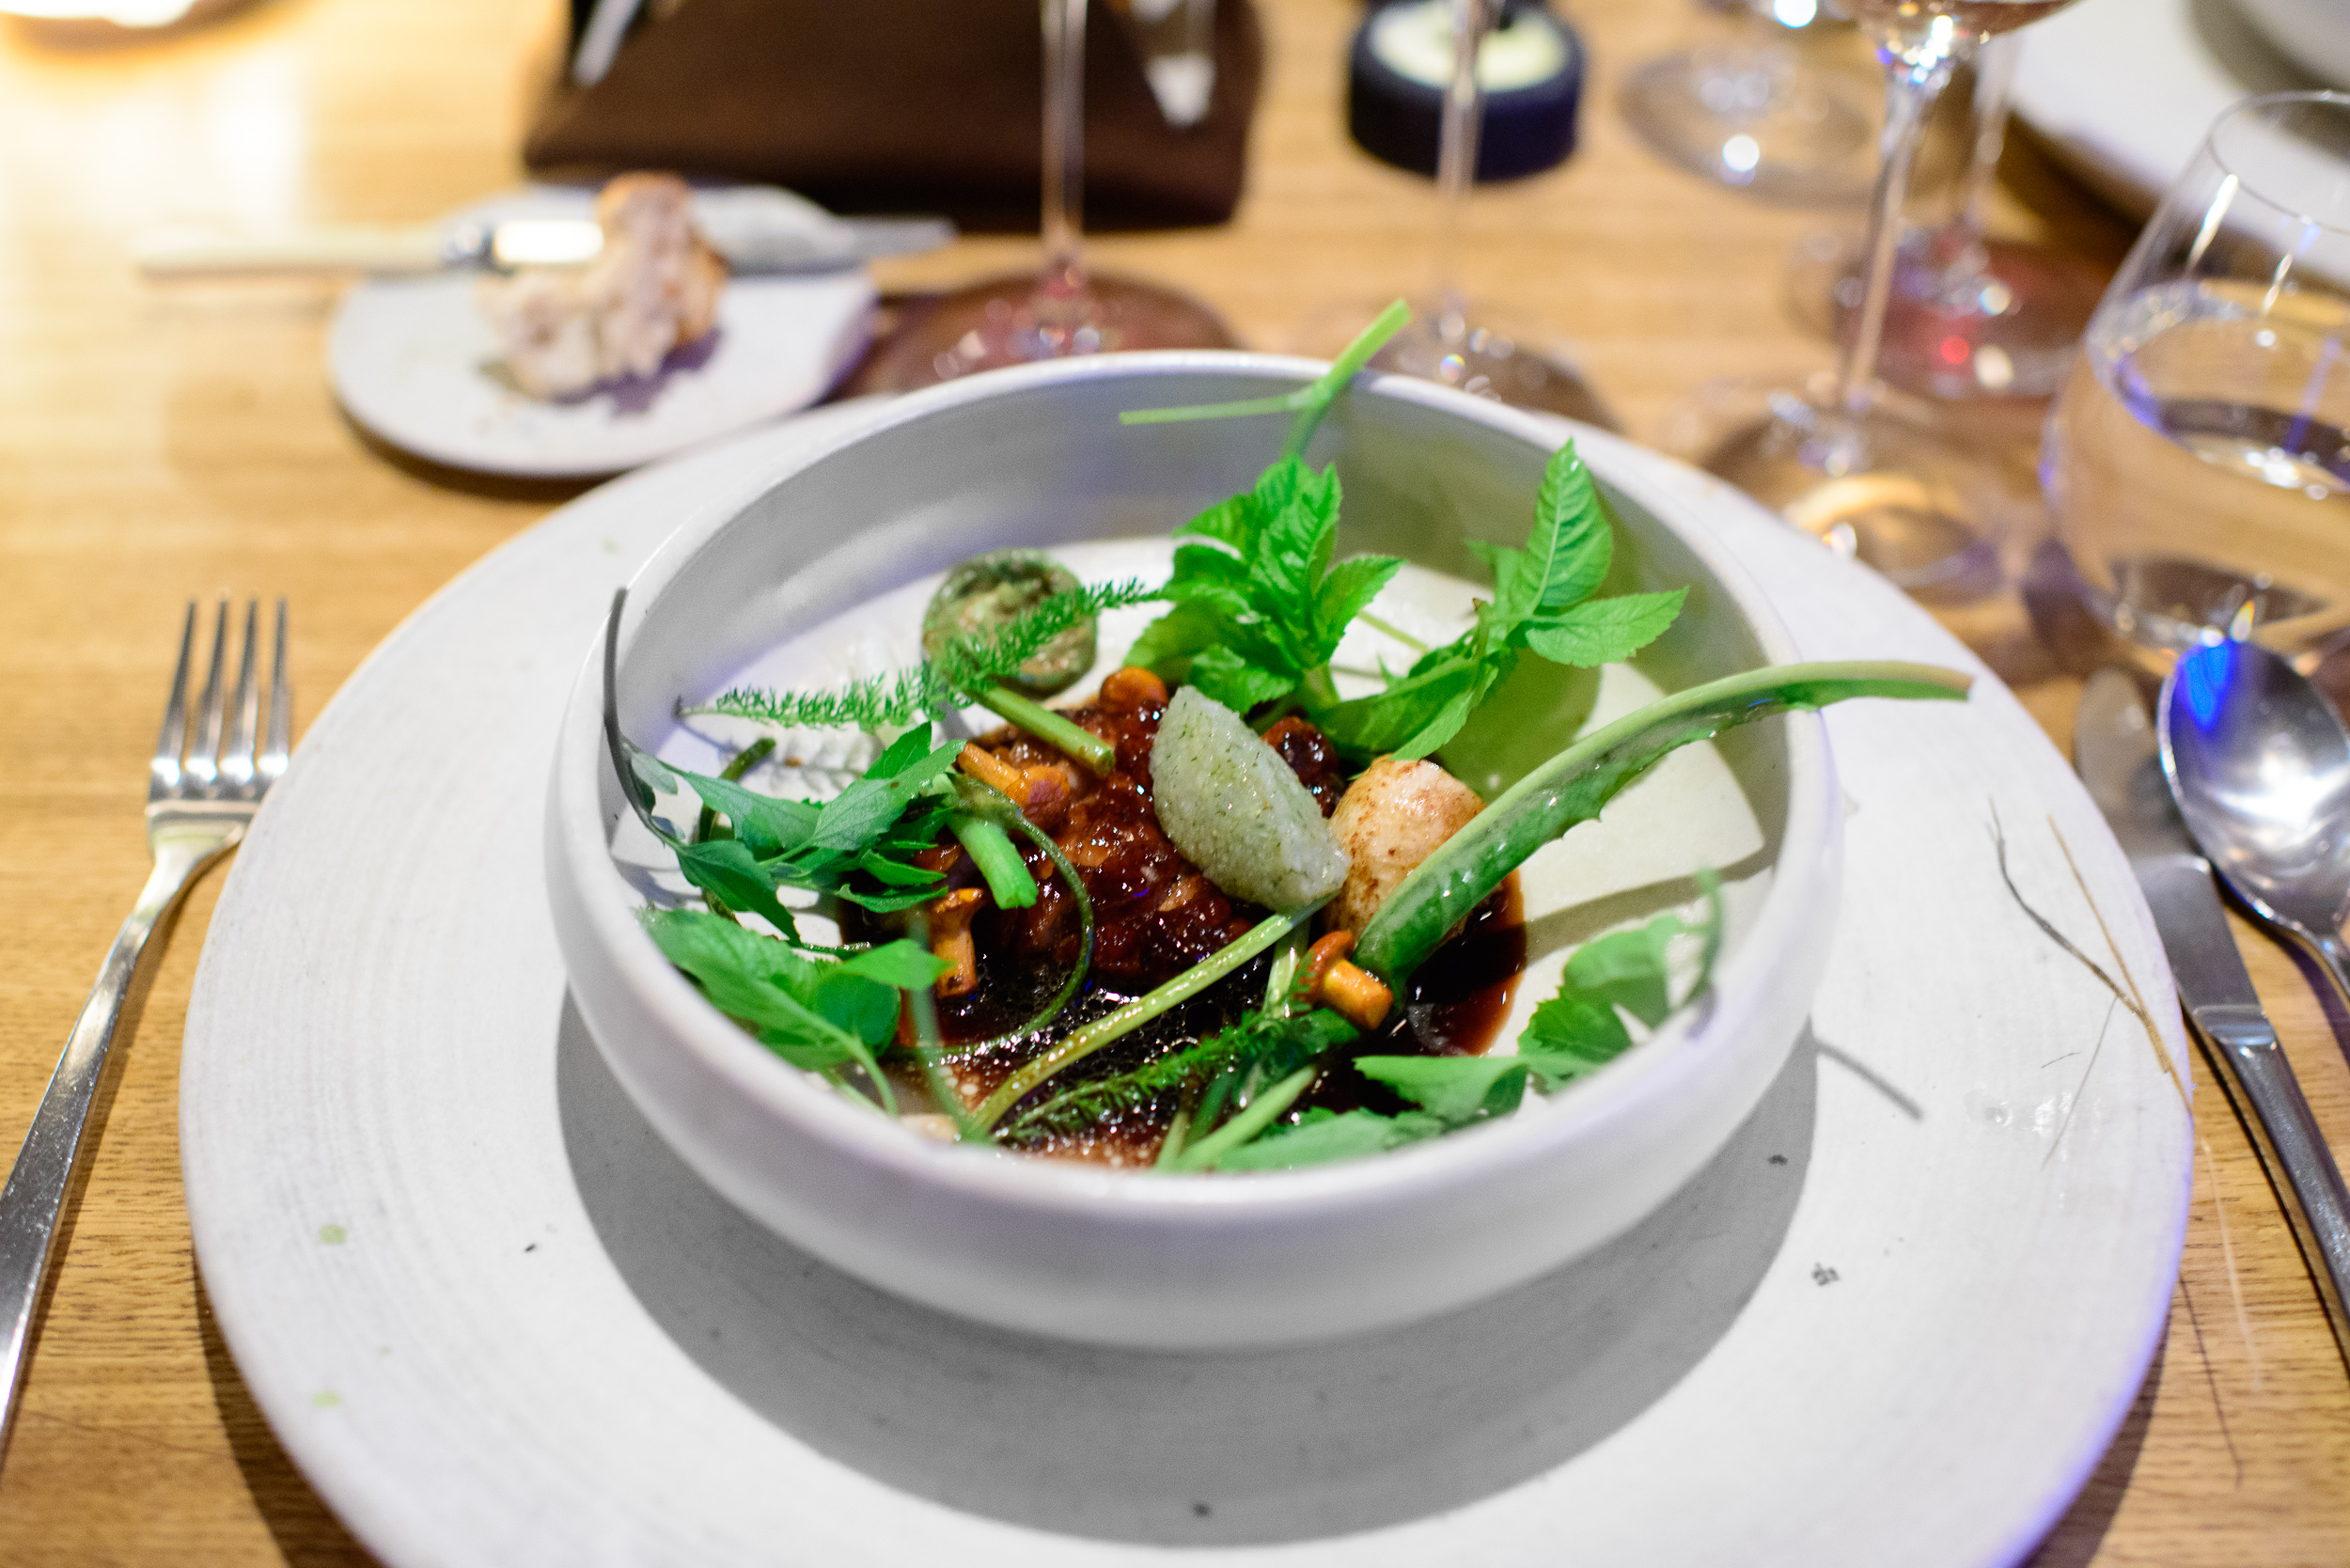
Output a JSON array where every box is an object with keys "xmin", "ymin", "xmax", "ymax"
[
  {"xmin": 2076, "ymin": 666, "xmax": 2350, "ymax": 1366},
  {"xmin": 132, "ymin": 212, "xmax": 955, "ymax": 279}
]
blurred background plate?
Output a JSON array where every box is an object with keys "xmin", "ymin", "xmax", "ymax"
[
  {"xmin": 327, "ymin": 185, "xmax": 874, "ymax": 479},
  {"xmin": 2012, "ymin": 0, "xmax": 2337, "ymax": 218}
]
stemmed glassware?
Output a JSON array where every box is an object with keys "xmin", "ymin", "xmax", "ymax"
[
  {"xmin": 1621, "ymin": 0, "xmax": 1877, "ymax": 206},
  {"xmin": 864, "ymin": 0, "xmax": 1235, "ymax": 391},
  {"xmin": 1787, "ymin": 34, "xmax": 2102, "ymax": 398},
  {"xmin": 1294, "ymin": 0, "xmax": 1614, "ymax": 428},
  {"xmin": 1668, "ymin": 0, "xmax": 2082, "ymax": 589},
  {"xmin": 2044, "ymin": 90, "xmax": 2350, "ymax": 666}
]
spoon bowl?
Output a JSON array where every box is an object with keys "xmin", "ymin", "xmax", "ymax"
[{"xmin": 2158, "ymin": 638, "xmax": 2350, "ymax": 1007}]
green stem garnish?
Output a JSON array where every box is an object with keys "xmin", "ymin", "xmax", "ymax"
[
  {"xmin": 1171, "ymin": 1066, "xmax": 1318, "ymax": 1171},
  {"xmin": 973, "ymin": 683, "xmax": 1115, "ymax": 775},
  {"xmin": 1355, "ymin": 660, "xmax": 1974, "ymax": 987},
  {"xmin": 949, "ymin": 812, "xmax": 1039, "ymax": 909},
  {"xmin": 970, "ymin": 902, "xmax": 1324, "ymax": 1133},
  {"xmin": 946, "ymin": 773, "xmax": 1096, "ymax": 1063},
  {"xmin": 1116, "ymin": 299, "xmax": 1411, "ymax": 462}
]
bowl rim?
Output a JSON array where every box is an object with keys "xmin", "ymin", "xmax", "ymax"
[{"xmin": 551, "ymin": 349, "xmax": 1838, "ymax": 1223}]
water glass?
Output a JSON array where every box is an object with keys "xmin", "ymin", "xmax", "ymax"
[{"xmin": 2044, "ymin": 91, "xmax": 2350, "ymax": 661}]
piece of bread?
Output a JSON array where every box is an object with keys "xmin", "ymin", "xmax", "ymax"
[{"xmin": 478, "ymin": 172, "xmax": 728, "ymax": 400}]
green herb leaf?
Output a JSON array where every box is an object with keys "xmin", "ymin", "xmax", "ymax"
[
  {"xmin": 671, "ymin": 838, "xmax": 803, "ymax": 941},
  {"xmin": 1354, "ymin": 1055, "xmax": 1532, "ymax": 1122},
  {"xmin": 1207, "ymin": 1106, "xmax": 1449, "ymax": 1170},
  {"xmin": 1122, "ymin": 458, "xmax": 1403, "ymax": 722},
  {"xmin": 1521, "ymin": 588, "xmax": 1689, "ymax": 668}
]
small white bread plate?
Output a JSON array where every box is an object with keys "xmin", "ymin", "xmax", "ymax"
[
  {"xmin": 327, "ymin": 185, "xmax": 873, "ymax": 478},
  {"xmin": 182, "ymin": 399, "xmax": 2190, "ymax": 1568},
  {"xmin": 549, "ymin": 354, "xmax": 1841, "ymax": 1349},
  {"xmin": 2013, "ymin": 0, "xmax": 2337, "ymax": 216}
]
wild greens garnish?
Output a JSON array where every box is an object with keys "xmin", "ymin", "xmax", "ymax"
[
  {"xmin": 1205, "ymin": 876, "xmax": 1724, "ymax": 1170},
  {"xmin": 605, "ymin": 301, "xmax": 1975, "ymax": 1170},
  {"xmin": 1120, "ymin": 439, "xmax": 1688, "ymax": 762},
  {"xmin": 642, "ymin": 907, "xmax": 945, "ymax": 1110}
]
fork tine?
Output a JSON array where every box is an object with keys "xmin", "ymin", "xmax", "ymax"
[
  {"xmin": 185, "ymin": 598, "xmax": 229, "ymax": 796},
  {"xmin": 149, "ymin": 602, "xmax": 196, "ymax": 802},
  {"xmin": 219, "ymin": 600, "xmax": 260, "ymax": 795},
  {"xmin": 261, "ymin": 598, "xmax": 290, "ymax": 788}
]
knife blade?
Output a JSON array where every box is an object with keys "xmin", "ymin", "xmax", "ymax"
[
  {"xmin": 132, "ymin": 212, "xmax": 956, "ymax": 279},
  {"xmin": 2076, "ymin": 666, "xmax": 2350, "ymax": 1369}
]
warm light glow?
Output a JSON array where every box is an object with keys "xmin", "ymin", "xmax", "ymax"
[
  {"xmin": 1772, "ymin": 0, "xmax": 1818, "ymax": 25},
  {"xmin": 1721, "ymin": 135, "xmax": 1762, "ymax": 176},
  {"xmin": 0, "ymin": 0, "xmax": 196, "ymax": 22}
]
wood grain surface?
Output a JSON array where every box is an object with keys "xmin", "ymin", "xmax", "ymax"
[{"xmin": 0, "ymin": 0, "xmax": 2342, "ymax": 1561}]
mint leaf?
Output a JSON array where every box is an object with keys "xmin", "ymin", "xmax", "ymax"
[
  {"xmin": 838, "ymin": 939, "xmax": 952, "ymax": 990},
  {"xmin": 1188, "ymin": 647, "xmax": 1300, "ymax": 714},
  {"xmin": 1522, "ymin": 589, "xmax": 1689, "ymax": 667},
  {"xmin": 1563, "ymin": 914, "xmax": 1687, "ymax": 1027},
  {"xmin": 1512, "ymin": 442, "xmax": 1613, "ymax": 618},
  {"xmin": 1316, "ymin": 555, "xmax": 1403, "ymax": 649}
]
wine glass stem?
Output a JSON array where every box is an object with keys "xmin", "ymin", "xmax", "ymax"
[
  {"xmin": 1938, "ymin": 33, "xmax": 2018, "ymax": 282},
  {"xmin": 1431, "ymin": 0, "xmax": 1496, "ymax": 344},
  {"xmin": 1041, "ymin": 0, "xmax": 1089, "ymax": 300},
  {"xmin": 1831, "ymin": 41, "xmax": 1963, "ymax": 419}
]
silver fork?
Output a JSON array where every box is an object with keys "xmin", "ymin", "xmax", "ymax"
[{"xmin": 0, "ymin": 599, "xmax": 289, "ymax": 1458}]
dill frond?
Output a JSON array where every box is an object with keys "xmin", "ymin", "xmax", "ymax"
[
  {"xmin": 1005, "ymin": 1023, "xmax": 1260, "ymax": 1141},
  {"xmin": 682, "ymin": 577, "xmax": 1163, "ymax": 733}
]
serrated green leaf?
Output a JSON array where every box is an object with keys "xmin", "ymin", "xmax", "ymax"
[
  {"xmin": 1188, "ymin": 647, "xmax": 1299, "ymax": 715},
  {"xmin": 677, "ymin": 771, "xmax": 821, "ymax": 855},
  {"xmin": 1355, "ymin": 1056, "xmax": 1532, "ymax": 1122},
  {"xmin": 1315, "ymin": 556, "xmax": 1402, "ymax": 651},
  {"xmin": 1522, "ymin": 589, "xmax": 1688, "ymax": 668},
  {"xmin": 1510, "ymin": 442, "xmax": 1614, "ymax": 619},
  {"xmin": 838, "ymin": 939, "xmax": 952, "ymax": 991}
]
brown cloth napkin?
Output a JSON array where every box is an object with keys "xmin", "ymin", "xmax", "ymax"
[{"xmin": 525, "ymin": 0, "xmax": 1263, "ymax": 232}]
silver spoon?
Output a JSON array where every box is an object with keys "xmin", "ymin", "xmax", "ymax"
[{"xmin": 2158, "ymin": 638, "xmax": 2350, "ymax": 1026}]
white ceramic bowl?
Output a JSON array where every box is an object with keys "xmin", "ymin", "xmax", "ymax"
[{"xmin": 545, "ymin": 353, "xmax": 1841, "ymax": 1349}]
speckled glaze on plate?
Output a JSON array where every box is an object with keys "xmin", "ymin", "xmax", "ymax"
[{"xmin": 181, "ymin": 397, "xmax": 2191, "ymax": 1568}]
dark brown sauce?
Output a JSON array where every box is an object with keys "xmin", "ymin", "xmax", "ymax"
[{"xmin": 871, "ymin": 692, "xmax": 1528, "ymax": 1167}]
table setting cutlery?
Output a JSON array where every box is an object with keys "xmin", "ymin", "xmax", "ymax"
[
  {"xmin": 133, "ymin": 210, "xmax": 955, "ymax": 279},
  {"xmin": 2076, "ymin": 660, "xmax": 2350, "ymax": 1371},
  {"xmin": 0, "ymin": 598, "xmax": 289, "ymax": 1460}
]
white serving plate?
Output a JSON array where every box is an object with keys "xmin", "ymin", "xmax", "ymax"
[
  {"xmin": 181, "ymin": 400, "xmax": 2191, "ymax": 1568},
  {"xmin": 327, "ymin": 185, "xmax": 873, "ymax": 478},
  {"xmin": 2013, "ymin": 0, "xmax": 2334, "ymax": 216}
]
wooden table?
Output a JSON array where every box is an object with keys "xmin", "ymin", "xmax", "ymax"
[{"xmin": 0, "ymin": 0, "xmax": 2342, "ymax": 1560}]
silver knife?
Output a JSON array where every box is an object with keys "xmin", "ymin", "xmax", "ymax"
[
  {"xmin": 2076, "ymin": 666, "xmax": 2350, "ymax": 1367},
  {"xmin": 131, "ymin": 213, "xmax": 956, "ymax": 279}
]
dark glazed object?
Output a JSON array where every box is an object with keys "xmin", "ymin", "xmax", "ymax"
[
  {"xmin": 1348, "ymin": 0, "xmax": 1585, "ymax": 180},
  {"xmin": 526, "ymin": 0, "xmax": 1265, "ymax": 231}
]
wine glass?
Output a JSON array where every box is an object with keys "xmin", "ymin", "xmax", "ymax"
[
  {"xmin": 1786, "ymin": 33, "xmax": 2103, "ymax": 398},
  {"xmin": 1621, "ymin": 0, "xmax": 1878, "ymax": 206},
  {"xmin": 2045, "ymin": 90, "xmax": 2350, "ymax": 666},
  {"xmin": 1296, "ymin": 0, "xmax": 1615, "ymax": 429},
  {"xmin": 862, "ymin": 0, "xmax": 1236, "ymax": 392},
  {"xmin": 1666, "ymin": 0, "xmax": 2081, "ymax": 591}
]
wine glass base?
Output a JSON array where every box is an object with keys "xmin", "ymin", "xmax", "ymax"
[
  {"xmin": 1786, "ymin": 231, "xmax": 2105, "ymax": 400},
  {"xmin": 1663, "ymin": 375, "xmax": 2016, "ymax": 599},
  {"xmin": 862, "ymin": 272, "xmax": 1239, "ymax": 393},
  {"xmin": 1290, "ymin": 299, "xmax": 1620, "ymax": 431},
  {"xmin": 1620, "ymin": 48, "xmax": 1876, "ymax": 207}
]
